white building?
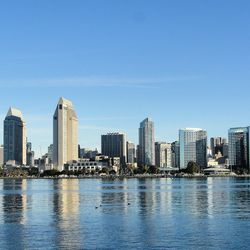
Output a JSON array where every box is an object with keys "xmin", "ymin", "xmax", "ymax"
[
  {"xmin": 67, "ymin": 159, "xmax": 108, "ymax": 172},
  {"xmin": 53, "ymin": 97, "xmax": 78, "ymax": 171},
  {"xmin": 179, "ymin": 128, "xmax": 207, "ymax": 169}
]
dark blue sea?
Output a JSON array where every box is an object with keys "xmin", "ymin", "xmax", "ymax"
[{"xmin": 0, "ymin": 177, "xmax": 249, "ymax": 249}]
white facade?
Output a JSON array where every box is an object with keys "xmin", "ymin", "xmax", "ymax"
[
  {"xmin": 53, "ymin": 97, "xmax": 78, "ymax": 171},
  {"xmin": 67, "ymin": 160, "xmax": 108, "ymax": 172}
]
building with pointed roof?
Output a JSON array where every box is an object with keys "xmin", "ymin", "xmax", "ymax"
[{"xmin": 4, "ymin": 107, "xmax": 26, "ymax": 165}]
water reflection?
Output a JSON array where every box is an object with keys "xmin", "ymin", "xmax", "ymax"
[
  {"xmin": 52, "ymin": 179, "xmax": 81, "ymax": 249},
  {"xmin": 0, "ymin": 178, "xmax": 249, "ymax": 249},
  {"xmin": 0, "ymin": 179, "xmax": 28, "ymax": 249}
]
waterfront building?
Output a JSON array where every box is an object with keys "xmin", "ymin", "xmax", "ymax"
[
  {"xmin": 48, "ymin": 144, "xmax": 53, "ymax": 163},
  {"xmin": 53, "ymin": 97, "xmax": 78, "ymax": 171},
  {"xmin": 179, "ymin": 128, "xmax": 207, "ymax": 169},
  {"xmin": 155, "ymin": 142, "xmax": 172, "ymax": 168},
  {"xmin": 138, "ymin": 118, "xmax": 155, "ymax": 166},
  {"xmin": 0, "ymin": 145, "xmax": 3, "ymax": 166},
  {"xmin": 127, "ymin": 141, "xmax": 135, "ymax": 164},
  {"xmin": 171, "ymin": 141, "xmax": 180, "ymax": 169},
  {"xmin": 228, "ymin": 127, "xmax": 250, "ymax": 171},
  {"xmin": 4, "ymin": 107, "xmax": 26, "ymax": 165},
  {"xmin": 66, "ymin": 159, "xmax": 108, "ymax": 173},
  {"xmin": 26, "ymin": 142, "xmax": 35, "ymax": 167},
  {"xmin": 210, "ymin": 137, "xmax": 228, "ymax": 158},
  {"xmin": 101, "ymin": 133, "xmax": 126, "ymax": 166}
]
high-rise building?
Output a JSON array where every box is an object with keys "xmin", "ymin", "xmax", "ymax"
[
  {"xmin": 138, "ymin": 118, "xmax": 155, "ymax": 166},
  {"xmin": 210, "ymin": 137, "xmax": 228, "ymax": 157},
  {"xmin": 127, "ymin": 141, "xmax": 135, "ymax": 164},
  {"xmin": 171, "ymin": 141, "xmax": 180, "ymax": 169},
  {"xmin": 0, "ymin": 145, "xmax": 3, "ymax": 166},
  {"xmin": 101, "ymin": 133, "xmax": 127, "ymax": 166},
  {"xmin": 179, "ymin": 128, "xmax": 207, "ymax": 169},
  {"xmin": 155, "ymin": 142, "xmax": 172, "ymax": 168},
  {"xmin": 228, "ymin": 127, "xmax": 250, "ymax": 171},
  {"xmin": 26, "ymin": 142, "xmax": 35, "ymax": 167},
  {"xmin": 4, "ymin": 107, "xmax": 26, "ymax": 165},
  {"xmin": 48, "ymin": 144, "xmax": 53, "ymax": 164},
  {"xmin": 53, "ymin": 97, "xmax": 78, "ymax": 171}
]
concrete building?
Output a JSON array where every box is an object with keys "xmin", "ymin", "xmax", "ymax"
[
  {"xmin": 53, "ymin": 97, "xmax": 78, "ymax": 171},
  {"xmin": 138, "ymin": 118, "xmax": 155, "ymax": 166},
  {"xmin": 48, "ymin": 144, "xmax": 53, "ymax": 163},
  {"xmin": 155, "ymin": 142, "xmax": 172, "ymax": 168},
  {"xmin": 0, "ymin": 145, "xmax": 3, "ymax": 166},
  {"xmin": 4, "ymin": 107, "xmax": 26, "ymax": 165},
  {"xmin": 127, "ymin": 141, "xmax": 135, "ymax": 164},
  {"xmin": 179, "ymin": 128, "xmax": 207, "ymax": 169},
  {"xmin": 26, "ymin": 142, "xmax": 35, "ymax": 167},
  {"xmin": 67, "ymin": 159, "xmax": 108, "ymax": 172},
  {"xmin": 228, "ymin": 127, "xmax": 250, "ymax": 172},
  {"xmin": 171, "ymin": 141, "xmax": 180, "ymax": 169},
  {"xmin": 101, "ymin": 133, "xmax": 126, "ymax": 166}
]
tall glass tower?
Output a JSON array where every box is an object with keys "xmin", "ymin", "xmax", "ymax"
[
  {"xmin": 138, "ymin": 118, "xmax": 155, "ymax": 166},
  {"xmin": 179, "ymin": 128, "xmax": 207, "ymax": 169},
  {"xmin": 228, "ymin": 127, "xmax": 250, "ymax": 172},
  {"xmin": 53, "ymin": 97, "xmax": 78, "ymax": 171},
  {"xmin": 4, "ymin": 107, "xmax": 26, "ymax": 165}
]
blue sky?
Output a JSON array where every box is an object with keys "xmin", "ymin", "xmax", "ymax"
[{"xmin": 0, "ymin": 0, "xmax": 249, "ymax": 156}]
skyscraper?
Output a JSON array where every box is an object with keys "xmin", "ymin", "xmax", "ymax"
[
  {"xmin": 101, "ymin": 133, "xmax": 127, "ymax": 166},
  {"xmin": 127, "ymin": 141, "xmax": 135, "ymax": 164},
  {"xmin": 138, "ymin": 118, "xmax": 155, "ymax": 166},
  {"xmin": 26, "ymin": 142, "xmax": 35, "ymax": 167},
  {"xmin": 53, "ymin": 97, "xmax": 78, "ymax": 171},
  {"xmin": 4, "ymin": 107, "xmax": 26, "ymax": 165},
  {"xmin": 228, "ymin": 127, "xmax": 250, "ymax": 172},
  {"xmin": 155, "ymin": 142, "xmax": 172, "ymax": 168},
  {"xmin": 0, "ymin": 145, "xmax": 3, "ymax": 166},
  {"xmin": 179, "ymin": 128, "xmax": 207, "ymax": 169}
]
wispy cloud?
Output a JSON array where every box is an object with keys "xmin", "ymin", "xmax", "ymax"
[
  {"xmin": 79, "ymin": 125, "xmax": 124, "ymax": 132},
  {"xmin": 0, "ymin": 75, "xmax": 200, "ymax": 88},
  {"xmin": 79, "ymin": 116, "xmax": 135, "ymax": 121}
]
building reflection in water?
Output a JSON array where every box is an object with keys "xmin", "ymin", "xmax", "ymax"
[
  {"xmin": 100, "ymin": 178, "xmax": 130, "ymax": 214},
  {"xmin": 1, "ymin": 179, "xmax": 28, "ymax": 249},
  {"xmin": 53, "ymin": 179, "xmax": 81, "ymax": 249}
]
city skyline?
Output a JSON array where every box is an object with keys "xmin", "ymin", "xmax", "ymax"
[
  {"xmin": 0, "ymin": 1, "xmax": 249, "ymax": 155},
  {"xmin": 0, "ymin": 99, "xmax": 250, "ymax": 158}
]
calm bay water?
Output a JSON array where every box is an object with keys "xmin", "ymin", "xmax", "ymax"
[{"xmin": 0, "ymin": 177, "xmax": 249, "ymax": 250}]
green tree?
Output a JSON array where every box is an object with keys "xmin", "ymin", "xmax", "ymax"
[{"xmin": 185, "ymin": 161, "xmax": 200, "ymax": 174}]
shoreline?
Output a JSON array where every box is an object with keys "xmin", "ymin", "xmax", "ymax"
[{"xmin": 0, "ymin": 175, "xmax": 250, "ymax": 180}]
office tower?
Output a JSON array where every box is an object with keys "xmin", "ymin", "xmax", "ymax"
[
  {"xmin": 48, "ymin": 144, "xmax": 53, "ymax": 163},
  {"xmin": 101, "ymin": 133, "xmax": 127, "ymax": 165},
  {"xmin": 155, "ymin": 142, "xmax": 172, "ymax": 168},
  {"xmin": 127, "ymin": 141, "xmax": 135, "ymax": 164},
  {"xmin": 179, "ymin": 128, "xmax": 207, "ymax": 169},
  {"xmin": 0, "ymin": 145, "xmax": 3, "ymax": 166},
  {"xmin": 26, "ymin": 142, "xmax": 35, "ymax": 167},
  {"xmin": 210, "ymin": 138, "xmax": 215, "ymax": 157},
  {"xmin": 138, "ymin": 118, "xmax": 155, "ymax": 166},
  {"xmin": 53, "ymin": 97, "xmax": 78, "ymax": 171},
  {"xmin": 4, "ymin": 107, "xmax": 26, "ymax": 165},
  {"xmin": 171, "ymin": 141, "xmax": 180, "ymax": 169},
  {"xmin": 228, "ymin": 127, "xmax": 250, "ymax": 171}
]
